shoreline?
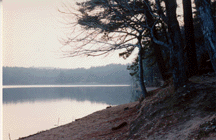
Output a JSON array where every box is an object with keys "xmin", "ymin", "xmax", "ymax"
[
  {"xmin": 17, "ymin": 76, "xmax": 216, "ymax": 140},
  {"xmin": 19, "ymin": 101, "xmax": 139, "ymax": 140},
  {"xmin": 18, "ymin": 87, "xmax": 159, "ymax": 140}
]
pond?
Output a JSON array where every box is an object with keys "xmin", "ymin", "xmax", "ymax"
[{"xmin": 3, "ymin": 85, "xmax": 132, "ymax": 140}]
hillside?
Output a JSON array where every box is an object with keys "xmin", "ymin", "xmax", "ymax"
[
  {"xmin": 3, "ymin": 64, "xmax": 131, "ymax": 85},
  {"xmin": 19, "ymin": 73, "xmax": 216, "ymax": 140}
]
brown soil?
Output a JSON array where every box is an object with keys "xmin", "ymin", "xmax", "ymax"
[{"xmin": 19, "ymin": 73, "xmax": 216, "ymax": 140}]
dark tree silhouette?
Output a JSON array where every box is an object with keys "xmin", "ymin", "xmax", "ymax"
[
  {"xmin": 194, "ymin": 0, "xmax": 216, "ymax": 72},
  {"xmin": 59, "ymin": 0, "xmax": 156, "ymax": 97},
  {"xmin": 164, "ymin": 0, "xmax": 188, "ymax": 89},
  {"xmin": 183, "ymin": 0, "xmax": 199, "ymax": 77},
  {"xmin": 59, "ymin": 0, "xmax": 215, "ymax": 93}
]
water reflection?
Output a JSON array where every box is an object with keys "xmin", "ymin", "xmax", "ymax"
[
  {"xmin": 3, "ymin": 99, "xmax": 109, "ymax": 140},
  {"xmin": 3, "ymin": 85, "xmax": 132, "ymax": 140},
  {"xmin": 3, "ymin": 86, "xmax": 132, "ymax": 105}
]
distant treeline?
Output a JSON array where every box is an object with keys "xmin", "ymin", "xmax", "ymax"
[{"xmin": 3, "ymin": 64, "xmax": 131, "ymax": 85}]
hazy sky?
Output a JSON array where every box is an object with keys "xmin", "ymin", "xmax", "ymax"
[
  {"xmin": 3, "ymin": 0, "xmax": 137, "ymax": 69},
  {"xmin": 3, "ymin": 0, "xmax": 184, "ymax": 69}
]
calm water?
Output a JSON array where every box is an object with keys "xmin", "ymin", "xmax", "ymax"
[{"xmin": 3, "ymin": 85, "xmax": 132, "ymax": 140}]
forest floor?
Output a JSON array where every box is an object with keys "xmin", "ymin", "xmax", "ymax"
[{"xmin": 19, "ymin": 73, "xmax": 216, "ymax": 140}]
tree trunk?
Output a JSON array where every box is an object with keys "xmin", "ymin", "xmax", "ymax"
[
  {"xmin": 144, "ymin": 0, "xmax": 170, "ymax": 81},
  {"xmin": 138, "ymin": 35, "xmax": 148, "ymax": 98},
  {"xmin": 183, "ymin": 0, "xmax": 199, "ymax": 77},
  {"xmin": 195, "ymin": 0, "xmax": 216, "ymax": 72},
  {"xmin": 164, "ymin": 0, "xmax": 188, "ymax": 90},
  {"xmin": 154, "ymin": 41, "xmax": 170, "ymax": 80}
]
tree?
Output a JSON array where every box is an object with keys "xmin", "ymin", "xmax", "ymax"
[
  {"xmin": 142, "ymin": 0, "xmax": 170, "ymax": 81},
  {"xmin": 183, "ymin": 0, "xmax": 199, "ymax": 77},
  {"xmin": 59, "ymin": 0, "xmax": 156, "ymax": 97},
  {"xmin": 163, "ymin": 0, "xmax": 188, "ymax": 89},
  {"xmin": 194, "ymin": 0, "xmax": 216, "ymax": 72},
  {"xmin": 60, "ymin": 0, "xmax": 216, "ymax": 92},
  {"xmin": 73, "ymin": 0, "xmax": 185, "ymax": 93}
]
